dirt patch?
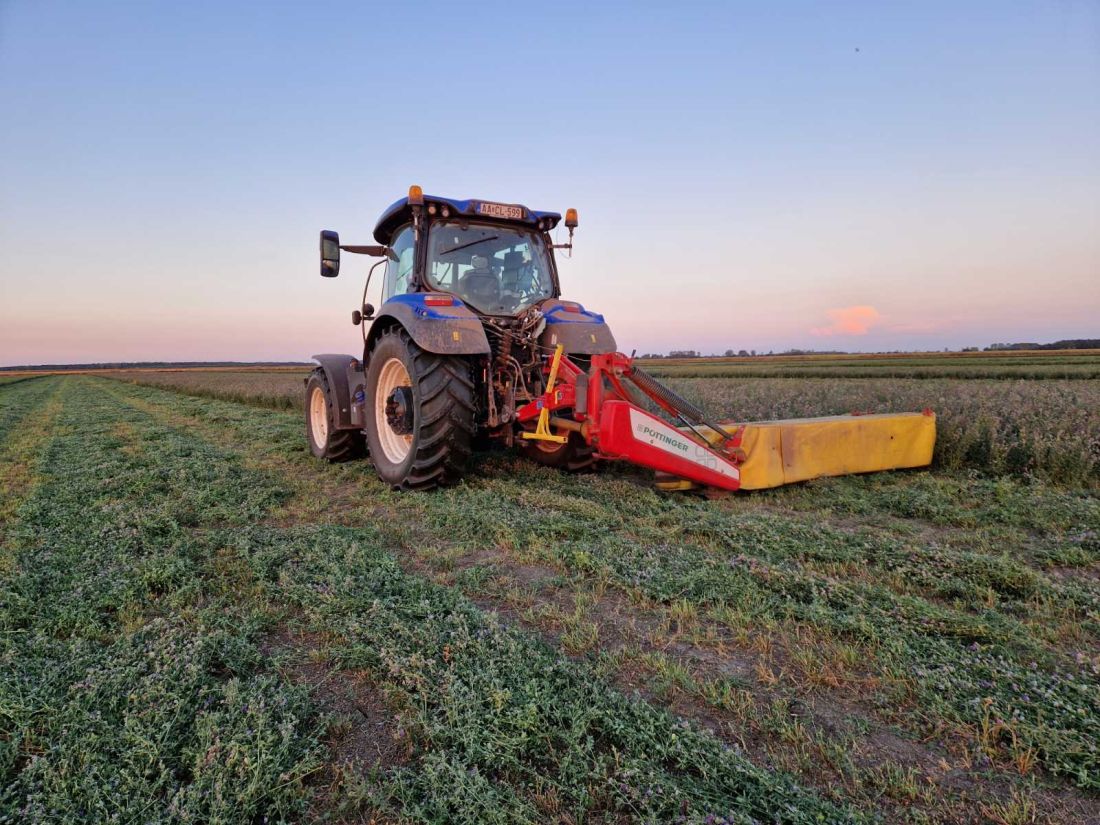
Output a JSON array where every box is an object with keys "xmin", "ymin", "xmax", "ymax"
[
  {"xmin": 263, "ymin": 628, "xmax": 408, "ymax": 772},
  {"xmin": 262, "ymin": 628, "xmax": 406, "ymax": 824}
]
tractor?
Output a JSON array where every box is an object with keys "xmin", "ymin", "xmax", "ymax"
[
  {"xmin": 307, "ymin": 186, "xmax": 613, "ymax": 489},
  {"xmin": 308, "ymin": 186, "xmax": 936, "ymax": 492}
]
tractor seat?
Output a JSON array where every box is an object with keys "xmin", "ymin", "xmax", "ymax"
[
  {"xmin": 499, "ymin": 251, "xmax": 526, "ymax": 295},
  {"xmin": 460, "ymin": 254, "xmax": 500, "ymax": 307}
]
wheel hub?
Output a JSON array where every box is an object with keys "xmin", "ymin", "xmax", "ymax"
[{"xmin": 384, "ymin": 386, "xmax": 414, "ymax": 435}]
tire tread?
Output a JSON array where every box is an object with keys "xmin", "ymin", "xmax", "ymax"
[
  {"xmin": 305, "ymin": 368, "xmax": 365, "ymax": 462},
  {"xmin": 369, "ymin": 328, "xmax": 474, "ymax": 490}
]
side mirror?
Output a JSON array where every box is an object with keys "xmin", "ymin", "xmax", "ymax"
[
  {"xmin": 320, "ymin": 230, "xmax": 340, "ymax": 278},
  {"xmin": 352, "ymin": 310, "xmax": 362, "ymax": 325}
]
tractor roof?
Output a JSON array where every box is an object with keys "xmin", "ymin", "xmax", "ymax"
[{"xmin": 373, "ymin": 194, "xmax": 562, "ymax": 243}]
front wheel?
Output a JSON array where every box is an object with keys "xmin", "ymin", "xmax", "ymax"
[
  {"xmin": 363, "ymin": 327, "xmax": 475, "ymax": 489},
  {"xmin": 305, "ymin": 369, "xmax": 364, "ymax": 461}
]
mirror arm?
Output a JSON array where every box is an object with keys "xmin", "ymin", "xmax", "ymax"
[
  {"xmin": 340, "ymin": 244, "xmax": 390, "ymax": 257},
  {"xmin": 552, "ymin": 226, "xmax": 576, "ymax": 257}
]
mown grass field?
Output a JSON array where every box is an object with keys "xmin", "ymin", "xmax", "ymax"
[{"xmin": 2, "ymin": 355, "xmax": 1098, "ymax": 823}]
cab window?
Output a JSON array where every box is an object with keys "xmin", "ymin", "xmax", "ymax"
[
  {"xmin": 426, "ymin": 221, "xmax": 554, "ymax": 315},
  {"xmin": 383, "ymin": 225, "xmax": 416, "ymax": 300}
]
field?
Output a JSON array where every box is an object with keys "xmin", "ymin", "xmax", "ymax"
[
  {"xmin": 99, "ymin": 353, "xmax": 1100, "ymax": 487},
  {"xmin": 638, "ymin": 351, "xmax": 1100, "ymax": 380},
  {"xmin": 1, "ymin": 353, "xmax": 1098, "ymax": 823}
]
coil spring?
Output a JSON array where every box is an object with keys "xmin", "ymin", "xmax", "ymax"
[{"xmin": 630, "ymin": 367, "xmax": 726, "ymax": 433}]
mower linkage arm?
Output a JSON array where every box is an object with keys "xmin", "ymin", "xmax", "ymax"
[{"xmin": 516, "ymin": 351, "xmax": 744, "ymax": 491}]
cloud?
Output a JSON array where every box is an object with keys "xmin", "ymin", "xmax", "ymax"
[{"xmin": 811, "ymin": 305, "xmax": 881, "ymax": 336}]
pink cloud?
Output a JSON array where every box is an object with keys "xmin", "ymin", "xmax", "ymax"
[{"xmin": 811, "ymin": 305, "xmax": 881, "ymax": 336}]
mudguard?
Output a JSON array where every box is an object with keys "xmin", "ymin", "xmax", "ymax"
[
  {"xmin": 539, "ymin": 299, "xmax": 617, "ymax": 354},
  {"xmin": 365, "ymin": 294, "xmax": 491, "ymax": 356},
  {"xmin": 309, "ymin": 354, "xmax": 365, "ymax": 431}
]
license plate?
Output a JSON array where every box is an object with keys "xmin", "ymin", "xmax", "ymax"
[{"xmin": 477, "ymin": 201, "xmax": 524, "ymax": 220}]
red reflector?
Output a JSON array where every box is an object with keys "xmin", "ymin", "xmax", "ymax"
[
  {"xmin": 424, "ymin": 295, "xmax": 454, "ymax": 306},
  {"xmin": 563, "ymin": 302, "xmax": 582, "ymax": 313}
]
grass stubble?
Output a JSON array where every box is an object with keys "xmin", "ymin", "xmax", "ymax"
[
  {"xmin": 1, "ymin": 377, "xmax": 861, "ymax": 824},
  {"xmin": 0, "ymin": 369, "xmax": 1096, "ymax": 822}
]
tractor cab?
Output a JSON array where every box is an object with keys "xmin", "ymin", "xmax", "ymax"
[{"xmin": 368, "ymin": 189, "xmax": 571, "ymax": 317}]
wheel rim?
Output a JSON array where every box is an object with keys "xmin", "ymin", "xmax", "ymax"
[
  {"xmin": 309, "ymin": 386, "xmax": 328, "ymax": 446},
  {"xmin": 375, "ymin": 357, "xmax": 414, "ymax": 465}
]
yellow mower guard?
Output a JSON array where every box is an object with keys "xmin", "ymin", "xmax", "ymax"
[{"xmin": 720, "ymin": 411, "xmax": 936, "ymax": 490}]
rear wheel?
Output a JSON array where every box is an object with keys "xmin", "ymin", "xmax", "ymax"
[
  {"xmin": 364, "ymin": 327, "xmax": 474, "ymax": 489},
  {"xmin": 305, "ymin": 369, "xmax": 364, "ymax": 461}
]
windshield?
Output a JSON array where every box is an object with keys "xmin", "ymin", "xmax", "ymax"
[{"xmin": 426, "ymin": 221, "xmax": 555, "ymax": 315}]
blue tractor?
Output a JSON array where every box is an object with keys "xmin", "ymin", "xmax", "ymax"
[{"xmin": 308, "ymin": 185, "xmax": 616, "ymax": 489}]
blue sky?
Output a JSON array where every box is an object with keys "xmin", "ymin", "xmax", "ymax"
[{"xmin": 1, "ymin": 1, "xmax": 1097, "ymax": 364}]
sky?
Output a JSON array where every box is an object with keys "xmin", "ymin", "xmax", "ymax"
[{"xmin": 1, "ymin": 1, "xmax": 1098, "ymax": 366}]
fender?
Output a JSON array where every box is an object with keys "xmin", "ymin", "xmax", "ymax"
[
  {"xmin": 539, "ymin": 299, "xmax": 617, "ymax": 355},
  {"xmin": 365, "ymin": 293, "xmax": 491, "ymax": 356},
  {"xmin": 309, "ymin": 353, "xmax": 365, "ymax": 431}
]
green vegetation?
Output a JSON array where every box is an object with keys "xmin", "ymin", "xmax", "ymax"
[
  {"xmin": 1, "ymin": 378, "xmax": 860, "ymax": 824},
  {"xmin": 0, "ymin": 379, "xmax": 322, "ymax": 823},
  {"xmin": 0, "ymin": 375, "xmax": 45, "ymax": 390},
  {"xmin": 102, "ymin": 368, "xmax": 305, "ymax": 410},
  {"xmin": 671, "ymin": 376, "xmax": 1100, "ymax": 487},
  {"xmin": 105, "ymin": 364, "xmax": 1100, "ymax": 487},
  {"xmin": 0, "ymin": 378, "xmax": 54, "ymax": 444},
  {"xmin": 2, "ymin": 363, "xmax": 1097, "ymax": 823},
  {"xmin": 25, "ymin": 376, "xmax": 1091, "ymax": 825}
]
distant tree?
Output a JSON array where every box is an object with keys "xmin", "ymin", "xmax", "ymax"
[
  {"xmin": 723, "ymin": 349, "xmax": 735, "ymax": 357},
  {"xmin": 1043, "ymin": 339, "xmax": 1100, "ymax": 350},
  {"xmin": 984, "ymin": 339, "xmax": 1098, "ymax": 352},
  {"xmin": 737, "ymin": 349, "xmax": 750, "ymax": 357}
]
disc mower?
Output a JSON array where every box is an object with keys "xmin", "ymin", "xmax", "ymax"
[{"xmin": 307, "ymin": 186, "xmax": 935, "ymax": 491}]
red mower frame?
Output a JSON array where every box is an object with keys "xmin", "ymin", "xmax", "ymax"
[{"xmin": 516, "ymin": 349, "xmax": 746, "ymax": 491}]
